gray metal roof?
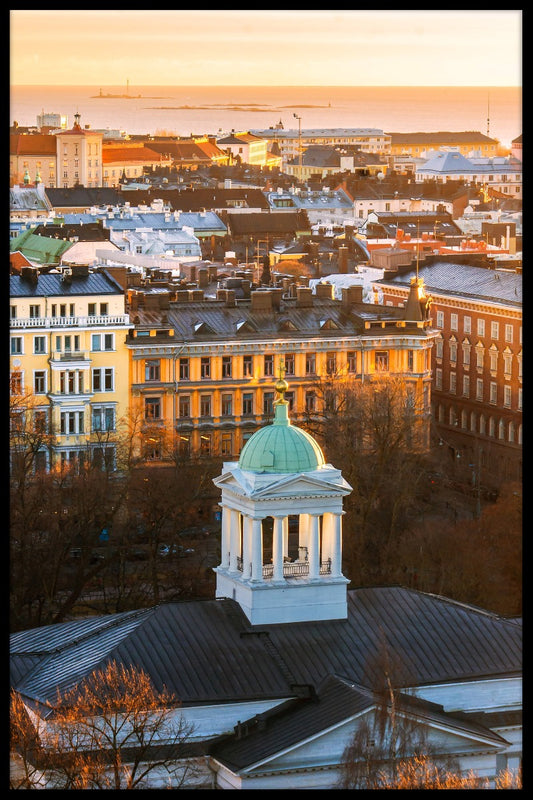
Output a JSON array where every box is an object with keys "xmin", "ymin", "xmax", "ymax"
[
  {"xmin": 10, "ymin": 269, "xmax": 125, "ymax": 298},
  {"xmin": 210, "ymin": 673, "xmax": 511, "ymax": 772},
  {"xmin": 377, "ymin": 262, "xmax": 522, "ymax": 308},
  {"xmin": 128, "ymin": 295, "xmax": 412, "ymax": 342},
  {"xmin": 10, "ymin": 588, "xmax": 521, "ymax": 718}
]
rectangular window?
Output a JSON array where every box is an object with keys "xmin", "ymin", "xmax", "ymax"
[
  {"xmin": 99, "ymin": 303, "xmax": 108, "ymax": 316},
  {"xmin": 490, "ymin": 382, "xmax": 497, "ymax": 404},
  {"xmin": 144, "ymin": 397, "xmax": 161, "ymax": 420},
  {"xmin": 29, "ymin": 304, "xmax": 41, "ymax": 319},
  {"xmin": 222, "ymin": 356, "xmax": 232, "ymax": 378},
  {"xmin": 462, "ymin": 375, "xmax": 470, "ymax": 397},
  {"xmin": 463, "ymin": 316, "xmax": 471, "ymax": 334},
  {"xmin": 435, "ymin": 368, "xmax": 442, "ymax": 390},
  {"xmin": 34, "ymin": 336, "xmax": 47, "ymax": 354},
  {"xmin": 476, "ymin": 347, "xmax": 484, "ymax": 369},
  {"xmin": 11, "ymin": 337, "xmax": 23, "ymax": 355},
  {"xmin": 92, "ymin": 368, "xmax": 114, "ymax": 392},
  {"xmin": 375, "ymin": 351, "xmax": 389, "ymax": 371},
  {"xmin": 505, "ymin": 324, "xmax": 513, "ymax": 343},
  {"xmin": 221, "ymin": 432, "xmax": 233, "ymax": 457},
  {"xmin": 477, "ymin": 318, "xmax": 485, "ymax": 337},
  {"xmin": 305, "ymin": 353, "xmax": 316, "ymax": 375},
  {"xmin": 92, "ymin": 406, "xmax": 115, "ymax": 431},
  {"xmin": 476, "ymin": 379, "xmax": 483, "ymax": 400},
  {"xmin": 10, "ymin": 305, "xmax": 17, "ymax": 319},
  {"xmin": 178, "ymin": 395, "xmax": 190, "ymax": 418},
  {"xmin": 242, "ymin": 392, "xmax": 253, "ymax": 416},
  {"xmin": 449, "ymin": 342, "xmax": 457, "ymax": 364},
  {"xmin": 503, "ymin": 354, "xmax": 512, "ymax": 375},
  {"xmin": 243, "ymin": 355, "xmax": 253, "ymax": 377},
  {"xmin": 490, "ymin": 350, "xmax": 498, "ymax": 371},
  {"xmin": 449, "ymin": 373, "xmax": 456, "ymax": 394},
  {"xmin": 92, "ymin": 333, "xmax": 114, "ymax": 351},
  {"xmin": 60, "ymin": 410, "xmax": 84, "ymax": 435},
  {"xmin": 407, "ymin": 350, "xmax": 414, "ymax": 372},
  {"xmin": 347, "ymin": 351, "xmax": 357, "ymax": 373},
  {"xmin": 200, "ymin": 357, "xmax": 211, "ymax": 379},
  {"xmin": 435, "ymin": 339, "xmax": 443, "ymax": 359},
  {"xmin": 34, "ymin": 371, "xmax": 46, "ymax": 394},
  {"xmin": 88, "ymin": 303, "xmax": 97, "ymax": 316},
  {"xmin": 504, "ymin": 386, "xmax": 512, "ymax": 407},
  {"xmin": 264, "ymin": 355, "xmax": 274, "ymax": 376},
  {"xmin": 463, "ymin": 345, "xmax": 470, "ymax": 366},
  {"xmin": 326, "ymin": 352, "xmax": 336, "ymax": 375},
  {"xmin": 450, "ymin": 313, "xmax": 458, "ymax": 331},
  {"xmin": 145, "ymin": 359, "xmax": 161, "ymax": 381},
  {"xmin": 436, "ymin": 310, "xmax": 444, "ymax": 329},
  {"xmin": 200, "ymin": 434, "xmax": 211, "ymax": 456},
  {"xmin": 263, "ymin": 391, "xmax": 274, "ymax": 415},
  {"xmin": 284, "ymin": 354, "xmax": 295, "ymax": 376},
  {"xmin": 179, "ymin": 358, "xmax": 189, "ymax": 380},
  {"xmin": 491, "ymin": 321, "xmax": 499, "ymax": 340},
  {"xmin": 305, "ymin": 391, "xmax": 316, "ymax": 412},
  {"xmin": 221, "ymin": 393, "xmax": 233, "ymax": 416},
  {"xmin": 285, "ymin": 390, "xmax": 295, "ymax": 411},
  {"xmin": 200, "ymin": 395, "xmax": 211, "ymax": 417},
  {"xmin": 34, "ymin": 410, "xmax": 48, "ymax": 434}
]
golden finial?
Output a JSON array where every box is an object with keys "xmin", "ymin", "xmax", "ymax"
[{"xmin": 275, "ymin": 362, "xmax": 288, "ymax": 402}]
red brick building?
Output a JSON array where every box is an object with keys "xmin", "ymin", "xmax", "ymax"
[{"xmin": 375, "ymin": 262, "xmax": 522, "ymax": 491}]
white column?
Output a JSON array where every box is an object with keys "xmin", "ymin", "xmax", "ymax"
[
  {"xmin": 229, "ymin": 509, "xmax": 240, "ymax": 573},
  {"xmin": 299, "ymin": 513, "xmax": 309, "ymax": 561},
  {"xmin": 250, "ymin": 518, "xmax": 263, "ymax": 582},
  {"xmin": 321, "ymin": 512, "xmax": 333, "ymax": 563},
  {"xmin": 272, "ymin": 516, "xmax": 284, "ymax": 581},
  {"xmin": 220, "ymin": 505, "xmax": 230, "ymax": 569},
  {"xmin": 282, "ymin": 516, "xmax": 289, "ymax": 559},
  {"xmin": 308, "ymin": 514, "xmax": 320, "ymax": 579},
  {"xmin": 331, "ymin": 513, "xmax": 343, "ymax": 577},
  {"xmin": 242, "ymin": 515, "xmax": 252, "ymax": 579}
]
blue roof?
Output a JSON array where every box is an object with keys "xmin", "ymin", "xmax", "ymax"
[{"xmin": 10, "ymin": 269, "xmax": 125, "ymax": 298}]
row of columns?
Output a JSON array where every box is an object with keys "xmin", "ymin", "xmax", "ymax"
[{"xmin": 219, "ymin": 506, "xmax": 343, "ymax": 582}]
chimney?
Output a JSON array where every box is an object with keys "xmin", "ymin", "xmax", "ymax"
[
  {"xmin": 296, "ymin": 287, "xmax": 313, "ymax": 307},
  {"xmin": 251, "ymin": 290, "xmax": 273, "ymax": 311},
  {"xmin": 341, "ymin": 285, "xmax": 363, "ymax": 305},
  {"xmin": 315, "ymin": 282, "xmax": 334, "ymax": 300},
  {"xmin": 198, "ymin": 269, "xmax": 209, "ymax": 288},
  {"xmin": 338, "ymin": 245, "xmax": 349, "ymax": 274}
]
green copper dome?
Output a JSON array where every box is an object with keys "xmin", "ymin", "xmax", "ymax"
[{"xmin": 238, "ymin": 380, "xmax": 325, "ymax": 474}]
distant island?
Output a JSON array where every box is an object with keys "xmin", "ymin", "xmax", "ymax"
[{"xmin": 91, "ymin": 84, "xmax": 171, "ymax": 100}]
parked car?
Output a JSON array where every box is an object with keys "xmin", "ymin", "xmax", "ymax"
[
  {"xmin": 158, "ymin": 544, "xmax": 194, "ymax": 557},
  {"xmin": 178, "ymin": 526, "xmax": 209, "ymax": 538}
]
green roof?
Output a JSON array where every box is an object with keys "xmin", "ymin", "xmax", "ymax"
[
  {"xmin": 238, "ymin": 399, "xmax": 325, "ymax": 474},
  {"xmin": 10, "ymin": 228, "xmax": 72, "ymax": 265}
]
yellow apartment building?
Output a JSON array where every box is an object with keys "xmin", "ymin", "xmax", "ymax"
[
  {"xmin": 126, "ymin": 281, "xmax": 437, "ymax": 462},
  {"xmin": 10, "ymin": 265, "xmax": 133, "ymax": 474}
]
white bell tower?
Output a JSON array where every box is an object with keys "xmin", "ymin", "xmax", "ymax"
[{"xmin": 213, "ymin": 378, "xmax": 352, "ymax": 626}]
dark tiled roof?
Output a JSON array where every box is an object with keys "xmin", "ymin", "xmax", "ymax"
[
  {"xmin": 386, "ymin": 131, "xmax": 498, "ymax": 145},
  {"xmin": 10, "ymin": 269, "xmax": 125, "ymax": 298},
  {"xmin": 32, "ymin": 223, "xmax": 110, "ymax": 242},
  {"xmin": 226, "ymin": 211, "xmax": 310, "ymax": 236},
  {"xmin": 46, "ymin": 187, "xmax": 123, "ymax": 208},
  {"xmin": 114, "ymin": 188, "xmax": 270, "ymax": 212},
  {"xmin": 376, "ymin": 262, "xmax": 522, "ymax": 307},
  {"xmin": 10, "ymin": 588, "xmax": 522, "ymax": 718}
]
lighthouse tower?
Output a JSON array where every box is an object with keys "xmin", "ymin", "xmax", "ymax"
[{"xmin": 213, "ymin": 377, "xmax": 352, "ymax": 625}]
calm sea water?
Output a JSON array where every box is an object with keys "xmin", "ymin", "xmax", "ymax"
[{"xmin": 10, "ymin": 85, "xmax": 522, "ymax": 148}]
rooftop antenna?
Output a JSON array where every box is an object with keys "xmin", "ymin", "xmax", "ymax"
[
  {"xmin": 487, "ymin": 90, "xmax": 490, "ymax": 138},
  {"xmin": 416, "ymin": 219, "xmax": 420, "ymax": 279}
]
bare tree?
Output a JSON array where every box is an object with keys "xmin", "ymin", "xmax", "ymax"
[{"xmin": 10, "ymin": 661, "xmax": 200, "ymax": 790}]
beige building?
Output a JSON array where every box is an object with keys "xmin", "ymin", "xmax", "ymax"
[
  {"xmin": 10, "ymin": 266, "xmax": 133, "ymax": 473},
  {"xmin": 55, "ymin": 113, "xmax": 103, "ymax": 188},
  {"xmin": 126, "ymin": 280, "xmax": 437, "ymax": 462}
]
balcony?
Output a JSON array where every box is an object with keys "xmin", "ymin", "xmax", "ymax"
[
  {"xmin": 236, "ymin": 556, "xmax": 332, "ymax": 579},
  {"xmin": 11, "ymin": 314, "xmax": 130, "ymax": 329}
]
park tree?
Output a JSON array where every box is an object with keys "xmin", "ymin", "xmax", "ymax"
[
  {"xmin": 10, "ymin": 661, "xmax": 199, "ymax": 790},
  {"xmin": 303, "ymin": 373, "xmax": 429, "ymax": 585}
]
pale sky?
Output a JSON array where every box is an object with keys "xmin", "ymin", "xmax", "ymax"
[{"xmin": 10, "ymin": 10, "xmax": 522, "ymax": 87}]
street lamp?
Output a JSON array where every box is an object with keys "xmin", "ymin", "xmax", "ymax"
[{"xmin": 293, "ymin": 113, "xmax": 302, "ymax": 178}]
